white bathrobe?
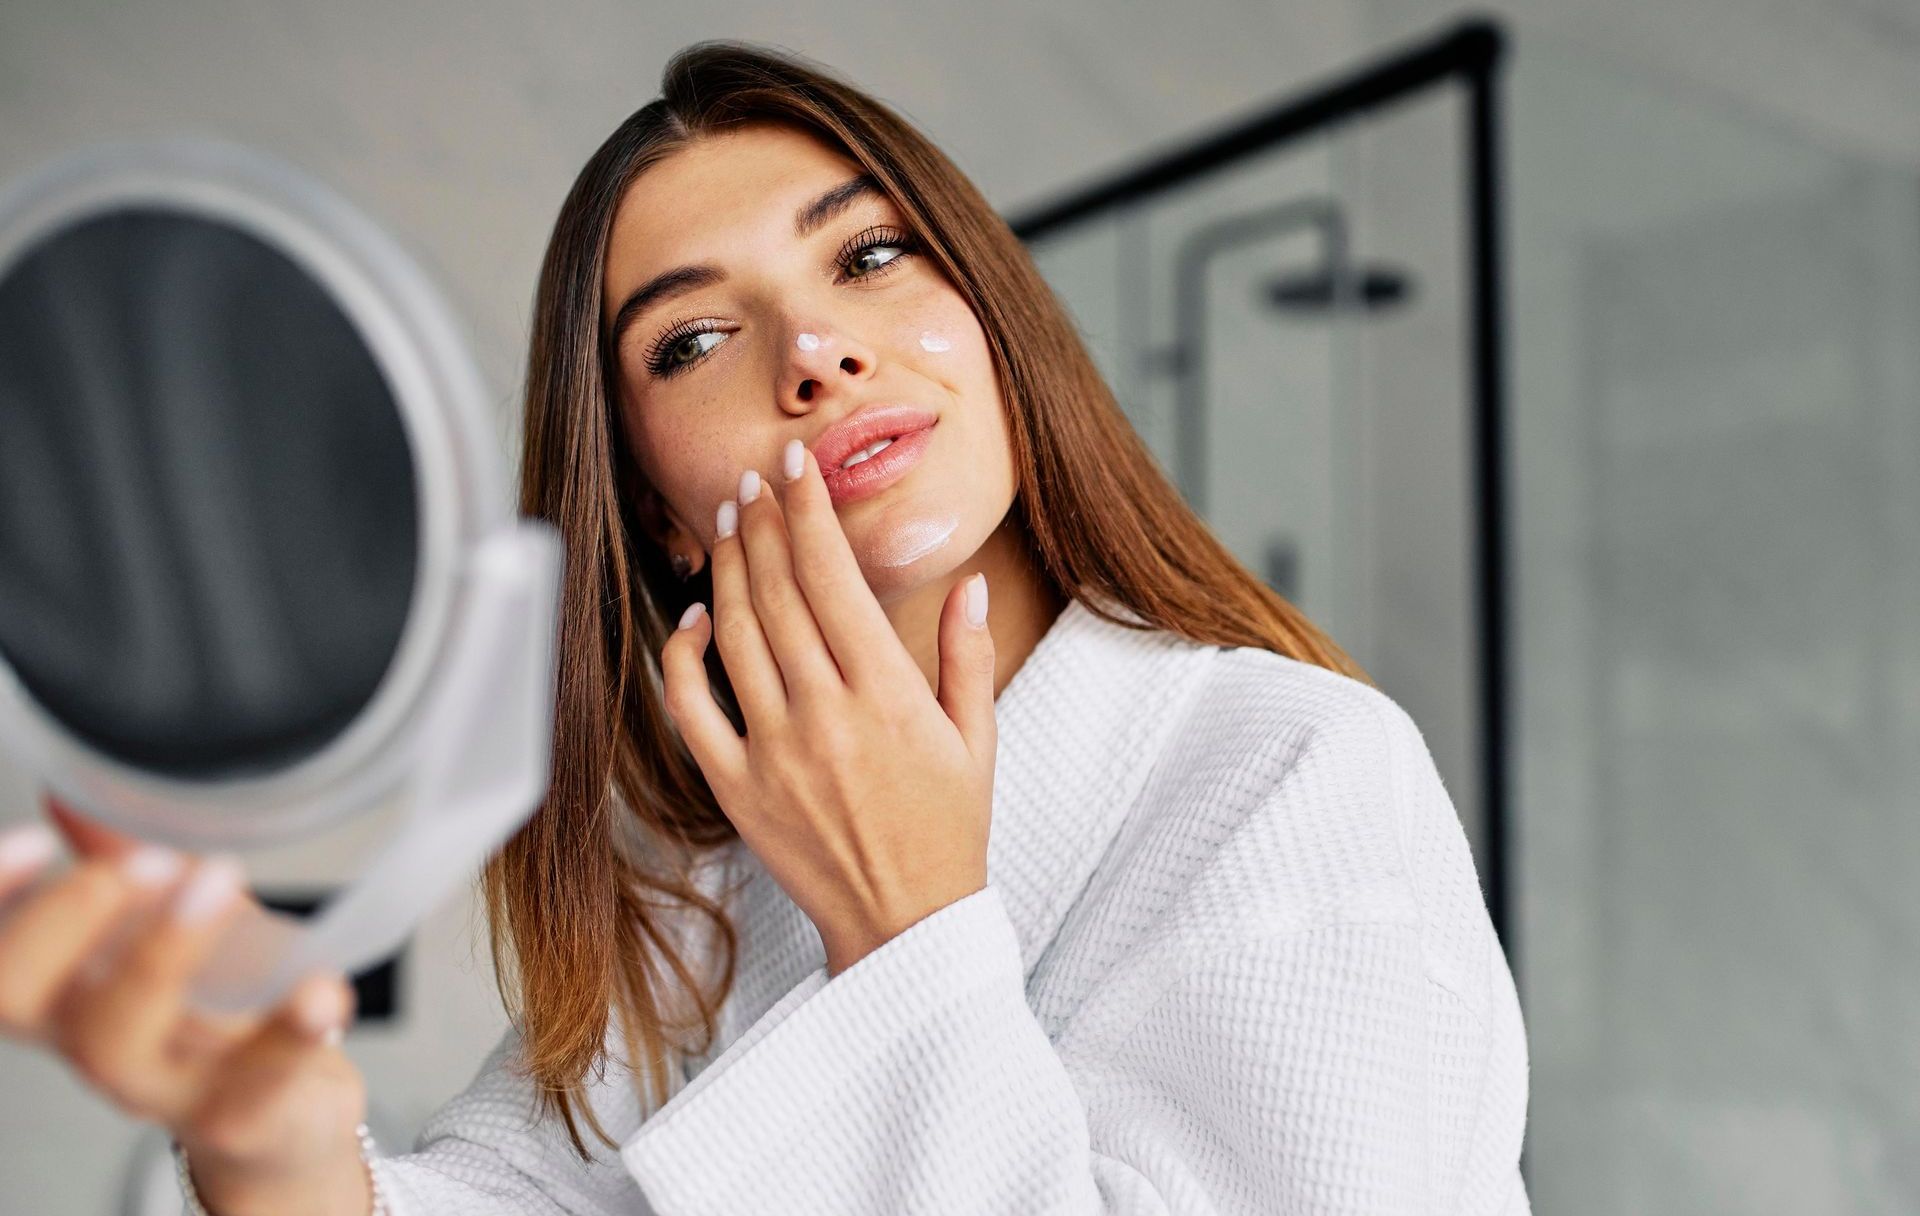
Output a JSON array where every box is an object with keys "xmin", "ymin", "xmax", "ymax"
[{"xmin": 362, "ymin": 596, "xmax": 1531, "ymax": 1215}]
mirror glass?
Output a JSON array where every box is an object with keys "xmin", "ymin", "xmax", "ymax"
[{"xmin": 0, "ymin": 206, "xmax": 418, "ymax": 783}]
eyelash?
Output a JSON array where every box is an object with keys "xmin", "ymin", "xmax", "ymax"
[{"xmin": 643, "ymin": 226, "xmax": 922, "ymax": 380}]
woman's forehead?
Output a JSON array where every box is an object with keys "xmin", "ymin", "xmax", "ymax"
[
  {"xmin": 603, "ymin": 133, "xmax": 892, "ymax": 315},
  {"xmin": 612, "ymin": 126, "xmax": 859, "ymax": 246}
]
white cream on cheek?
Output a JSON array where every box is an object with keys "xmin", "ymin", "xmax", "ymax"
[
  {"xmin": 919, "ymin": 330, "xmax": 952, "ymax": 352},
  {"xmin": 797, "ymin": 332, "xmax": 825, "ymax": 350},
  {"xmin": 868, "ymin": 514, "xmax": 959, "ymax": 568}
]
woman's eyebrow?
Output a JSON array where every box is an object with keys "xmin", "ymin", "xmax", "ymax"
[
  {"xmin": 606, "ymin": 173, "xmax": 884, "ymax": 349},
  {"xmin": 795, "ymin": 173, "xmax": 883, "ymax": 239}
]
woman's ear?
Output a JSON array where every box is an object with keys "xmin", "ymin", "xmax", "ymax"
[
  {"xmin": 631, "ymin": 478, "xmax": 707, "ymax": 579},
  {"xmin": 629, "ymin": 475, "xmax": 669, "ymax": 544}
]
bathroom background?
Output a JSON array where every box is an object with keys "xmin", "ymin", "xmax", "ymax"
[{"xmin": 1, "ymin": 1, "xmax": 1917, "ymax": 1212}]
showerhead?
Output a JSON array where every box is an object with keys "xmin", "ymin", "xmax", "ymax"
[{"xmin": 1263, "ymin": 264, "xmax": 1414, "ymax": 313}]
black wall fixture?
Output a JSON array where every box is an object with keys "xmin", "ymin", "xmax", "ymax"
[{"xmin": 257, "ymin": 887, "xmax": 404, "ymax": 1023}]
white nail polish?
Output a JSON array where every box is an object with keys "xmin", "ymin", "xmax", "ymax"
[
  {"xmin": 298, "ymin": 982, "xmax": 348, "ymax": 1038},
  {"xmin": 677, "ymin": 602, "xmax": 706, "ymax": 630},
  {"xmin": 738, "ymin": 468, "xmax": 760, "ymax": 503},
  {"xmin": 123, "ymin": 844, "xmax": 184, "ymax": 890},
  {"xmin": 0, "ymin": 823, "xmax": 58, "ymax": 877},
  {"xmin": 172, "ymin": 855, "xmax": 244, "ymax": 924},
  {"xmin": 783, "ymin": 438, "xmax": 805, "ymax": 481},
  {"xmin": 965, "ymin": 572, "xmax": 989, "ymax": 627},
  {"xmin": 716, "ymin": 499, "xmax": 738, "ymax": 539}
]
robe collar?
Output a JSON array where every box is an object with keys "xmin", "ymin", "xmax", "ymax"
[{"xmin": 979, "ymin": 594, "xmax": 1220, "ymax": 973}]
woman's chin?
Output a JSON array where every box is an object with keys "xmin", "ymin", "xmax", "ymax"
[
  {"xmin": 863, "ymin": 512, "xmax": 962, "ymax": 571},
  {"xmin": 850, "ymin": 515, "xmax": 968, "ymax": 605}
]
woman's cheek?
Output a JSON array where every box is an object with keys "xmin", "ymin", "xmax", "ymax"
[
  {"xmin": 633, "ymin": 418, "xmax": 727, "ymax": 536},
  {"xmin": 923, "ymin": 289, "xmax": 991, "ymax": 360}
]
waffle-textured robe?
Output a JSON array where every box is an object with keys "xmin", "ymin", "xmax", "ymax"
[{"xmin": 360, "ymin": 596, "xmax": 1530, "ymax": 1214}]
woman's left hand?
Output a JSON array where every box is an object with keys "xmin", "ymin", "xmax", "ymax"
[{"xmin": 660, "ymin": 439, "xmax": 998, "ymax": 976}]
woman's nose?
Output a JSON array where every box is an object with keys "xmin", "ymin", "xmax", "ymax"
[{"xmin": 783, "ymin": 326, "xmax": 875, "ymax": 401}]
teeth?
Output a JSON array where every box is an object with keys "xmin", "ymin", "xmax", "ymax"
[{"xmin": 839, "ymin": 436, "xmax": 896, "ymax": 470}]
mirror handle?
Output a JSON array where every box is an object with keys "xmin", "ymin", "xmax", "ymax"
[{"xmin": 186, "ymin": 519, "xmax": 565, "ymax": 1014}]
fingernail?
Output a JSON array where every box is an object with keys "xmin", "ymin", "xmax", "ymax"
[
  {"xmin": 783, "ymin": 438, "xmax": 805, "ymax": 481},
  {"xmin": 738, "ymin": 468, "xmax": 760, "ymax": 504},
  {"xmin": 715, "ymin": 499, "xmax": 738, "ymax": 540},
  {"xmin": 297, "ymin": 981, "xmax": 348, "ymax": 1038},
  {"xmin": 171, "ymin": 854, "xmax": 244, "ymax": 924},
  {"xmin": 0, "ymin": 823, "xmax": 59, "ymax": 877},
  {"xmin": 122, "ymin": 843, "xmax": 185, "ymax": 890},
  {"xmin": 965, "ymin": 572, "xmax": 989, "ymax": 628},
  {"xmin": 677, "ymin": 601, "xmax": 706, "ymax": 630}
]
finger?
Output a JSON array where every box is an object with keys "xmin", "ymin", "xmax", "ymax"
[
  {"xmin": 0, "ymin": 855, "xmax": 143, "ymax": 1043},
  {"xmin": 660, "ymin": 603, "xmax": 748, "ymax": 786},
  {"xmin": 57, "ymin": 853, "xmax": 245, "ymax": 1122},
  {"xmin": 734, "ymin": 467, "xmax": 843, "ymax": 704},
  {"xmin": 44, "ymin": 793, "xmax": 140, "ymax": 862},
  {"xmin": 0, "ymin": 821, "xmax": 62, "ymax": 906},
  {"xmin": 66, "ymin": 841, "xmax": 195, "ymax": 987},
  {"xmin": 937, "ymin": 572, "xmax": 999, "ymax": 764},
  {"xmin": 775, "ymin": 439, "xmax": 919, "ymax": 692},
  {"xmin": 709, "ymin": 486, "xmax": 788, "ymax": 733},
  {"xmin": 181, "ymin": 971, "xmax": 362, "ymax": 1164}
]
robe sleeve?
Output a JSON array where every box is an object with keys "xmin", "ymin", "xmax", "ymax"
[
  {"xmin": 619, "ymin": 879, "xmax": 1512, "ymax": 1215},
  {"xmin": 366, "ymin": 1021, "xmax": 665, "ymax": 1216},
  {"xmin": 364, "ymin": 853, "xmax": 740, "ymax": 1216}
]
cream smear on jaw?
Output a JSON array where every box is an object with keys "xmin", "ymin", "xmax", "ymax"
[{"xmin": 870, "ymin": 515, "xmax": 959, "ymax": 568}]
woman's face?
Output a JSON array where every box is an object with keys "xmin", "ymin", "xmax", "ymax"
[{"xmin": 602, "ymin": 121, "xmax": 1016, "ymax": 606}]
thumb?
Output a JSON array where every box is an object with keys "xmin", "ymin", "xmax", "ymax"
[
  {"xmin": 179, "ymin": 971, "xmax": 362, "ymax": 1161},
  {"xmin": 936, "ymin": 572, "xmax": 997, "ymax": 762}
]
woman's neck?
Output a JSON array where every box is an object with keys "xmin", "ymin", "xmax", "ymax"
[{"xmin": 884, "ymin": 514, "xmax": 1065, "ymax": 702}]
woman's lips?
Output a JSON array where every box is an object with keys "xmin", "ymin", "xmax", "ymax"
[{"xmin": 820, "ymin": 421, "xmax": 936, "ymax": 507}]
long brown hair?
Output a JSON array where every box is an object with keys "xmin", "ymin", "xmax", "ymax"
[{"xmin": 484, "ymin": 38, "xmax": 1373, "ymax": 1161}]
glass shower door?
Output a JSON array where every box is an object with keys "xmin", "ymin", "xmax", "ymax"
[
  {"xmin": 1026, "ymin": 138, "xmax": 1361, "ymax": 631},
  {"xmin": 1022, "ymin": 79, "xmax": 1491, "ymax": 884}
]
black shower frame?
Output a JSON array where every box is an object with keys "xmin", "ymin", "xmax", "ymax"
[{"xmin": 1006, "ymin": 17, "xmax": 1516, "ymax": 960}]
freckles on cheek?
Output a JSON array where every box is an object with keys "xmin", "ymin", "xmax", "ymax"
[
  {"xmin": 652, "ymin": 425, "xmax": 742, "ymax": 524},
  {"xmin": 630, "ymin": 414, "xmax": 705, "ymax": 517}
]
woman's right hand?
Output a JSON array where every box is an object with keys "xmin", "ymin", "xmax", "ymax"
[{"xmin": 0, "ymin": 794, "xmax": 375, "ymax": 1216}]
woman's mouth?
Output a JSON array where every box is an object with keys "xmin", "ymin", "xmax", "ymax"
[{"xmin": 820, "ymin": 421, "xmax": 936, "ymax": 507}]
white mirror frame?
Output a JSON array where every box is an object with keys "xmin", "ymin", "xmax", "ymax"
[{"xmin": 0, "ymin": 136, "xmax": 564, "ymax": 1012}]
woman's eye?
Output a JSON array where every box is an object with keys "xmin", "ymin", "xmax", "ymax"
[
  {"xmin": 644, "ymin": 232, "xmax": 918, "ymax": 380},
  {"xmin": 647, "ymin": 327, "xmax": 727, "ymax": 379},
  {"xmin": 843, "ymin": 238, "xmax": 909, "ymax": 279}
]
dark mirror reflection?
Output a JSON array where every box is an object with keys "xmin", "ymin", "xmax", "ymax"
[{"xmin": 0, "ymin": 207, "xmax": 418, "ymax": 781}]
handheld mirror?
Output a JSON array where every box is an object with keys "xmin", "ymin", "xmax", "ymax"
[{"xmin": 0, "ymin": 136, "xmax": 563, "ymax": 1014}]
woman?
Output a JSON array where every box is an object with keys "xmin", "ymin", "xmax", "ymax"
[{"xmin": 0, "ymin": 39, "xmax": 1529, "ymax": 1215}]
